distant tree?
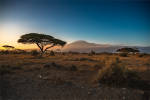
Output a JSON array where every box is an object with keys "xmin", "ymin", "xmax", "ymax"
[
  {"xmin": 116, "ymin": 48, "xmax": 140, "ymax": 53},
  {"xmin": 15, "ymin": 49, "xmax": 27, "ymax": 54},
  {"xmin": 18, "ymin": 33, "xmax": 66, "ymax": 55},
  {"xmin": 88, "ymin": 50, "xmax": 96, "ymax": 56},
  {"xmin": 90, "ymin": 50, "xmax": 96, "ymax": 55},
  {"xmin": 2, "ymin": 45, "xmax": 15, "ymax": 50}
]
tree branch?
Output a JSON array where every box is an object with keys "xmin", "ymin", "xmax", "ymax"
[
  {"xmin": 36, "ymin": 43, "xmax": 44, "ymax": 53},
  {"xmin": 44, "ymin": 44, "xmax": 55, "ymax": 52}
]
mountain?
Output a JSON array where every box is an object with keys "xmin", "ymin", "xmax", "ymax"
[{"xmin": 62, "ymin": 40, "xmax": 150, "ymax": 53}]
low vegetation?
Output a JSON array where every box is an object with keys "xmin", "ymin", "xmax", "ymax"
[
  {"xmin": 119, "ymin": 52, "xmax": 128, "ymax": 57},
  {"xmin": 31, "ymin": 50, "xmax": 39, "ymax": 56},
  {"xmin": 97, "ymin": 61, "xmax": 140, "ymax": 87},
  {"xmin": 0, "ymin": 52, "xmax": 149, "ymax": 100},
  {"xmin": 69, "ymin": 65, "xmax": 78, "ymax": 71},
  {"xmin": 116, "ymin": 47, "xmax": 139, "ymax": 53}
]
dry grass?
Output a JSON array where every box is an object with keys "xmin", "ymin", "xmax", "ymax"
[{"xmin": 0, "ymin": 53, "xmax": 150, "ymax": 100}]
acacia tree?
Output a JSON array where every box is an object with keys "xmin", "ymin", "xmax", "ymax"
[
  {"xmin": 18, "ymin": 33, "xmax": 66, "ymax": 54},
  {"xmin": 116, "ymin": 48, "xmax": 139, "ymax": 53},
  {"xmin": 2, "ymin": 45, "xmax": 15, "ymax": 50}
]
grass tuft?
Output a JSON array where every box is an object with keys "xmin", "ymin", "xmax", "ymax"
[{"xmin": 97, "ymin": 61, "xmax": 140, "ymax": 87}]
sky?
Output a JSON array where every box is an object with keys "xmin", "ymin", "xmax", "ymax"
[{"xmin": 0, "ymin": 0, "xmax": 150, "ymax": 49}]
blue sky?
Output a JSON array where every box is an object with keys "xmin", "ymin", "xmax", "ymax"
[{"xmin": 0, "ymin": 0, "xmax": 150, "ymax": 46}]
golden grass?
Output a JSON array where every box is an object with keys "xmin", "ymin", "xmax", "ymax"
[{"xmin": 0, "ymin": 53, "xmax": 149, "ymax": 99}]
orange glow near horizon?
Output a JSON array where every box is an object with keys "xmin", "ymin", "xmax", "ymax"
[
  {"xmin": 0, "ymin": 22, "xmax": 69, "ymax": 50},
  {"xmin": 0, "ymin": 42, "xmax": 37, "ymax": 50},
  {"xmin": 0, "ymin": 22, "xmax": 37, "ymax": 50},
  {"xmin": 0, "ymin": 41, "xmax": 63, "ymax": 50}
]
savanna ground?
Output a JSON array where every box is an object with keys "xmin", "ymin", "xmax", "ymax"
[{"xmin": 0, "ymin": 52, "xmax": 150, "ymax": 100}]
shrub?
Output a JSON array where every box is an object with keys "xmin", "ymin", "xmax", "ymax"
[
  {"xmin": 138, "ymin": 54, "xmax": 144, "ymax": 57},
  {"xmin": 0, "ymin": 50, "xmax": 9, "ymax": 55},
  {"xmin": 31, "ymin": 50, "xmax": 39, "ymax": 56},
  {"xmin": 98, "ymin": 62, "xmax": 140, "ymax": 87},
  {"xmin": 51, "ymin": 62, "xmax": 62, "ymax": 69},
  {"xmin": 88, "ymin": 50, "xmax": 96, "ymax": 56},
  {"xmin": 138, "ymin": 53, "xmax": 148, "ymax": 57},
  {"xmin": 98, "ymin": 52, "xmax": 113, "ymax": 55},
  {"xmin": 50, "ymin": 50, "xmax": 55, "ymax": 56},
  {"xmin": 69, "ymin": 65, "xmax": 78, "ymax": 71},
  {"xmin": 93, "ymin": 61, "xmax": 105, "ymax": 70},
  {"xmin": 80, "ymin": 57, "xmax": 89, "ymax": 61},
  {"xmin": 51, "ymin": 62, "xmax": 57, "ymax": 66},
  {"xmin": 69, "ymin": 57, "xmax": 95, "ymax": 61},
  {"xmin": 115, "ymin": 57, "xmax": 121, "ymax": 63},
  {"xmin": 79, "ymin": 57, "xmax": 95, "ymax": 61},
  {"xmin": 94, "ymin": 64, "xmax": 103, "ymax": 70},
  {"xmin": 61, "ymin": 52, "xmax": 66, "ymax": 55},
  {"xmin": 68, "ymin": 51, "xmax": 80, "ymax": 54},
  {"xmin": 119, "ymin": 53, "xmax": 128, "ymax": 57},
  {"xmin": 43, "ymin": 64, "xmax": 51, "ymax": 68}
]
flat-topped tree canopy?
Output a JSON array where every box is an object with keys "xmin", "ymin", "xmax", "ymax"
[
  {"xmin": 18, "ymin": 33, "xmax": 66, "ymax": 54},
  {"xmin": 116, "ymin": 47, "xmax": 140, "ymax": 53},
  {"xmin": 2, "ymin": 45, "xmax": 15, "ymax": 50},
  {"xmin": 2, "ymin": 45, "xmax": 15, "ymax": 49},
  {"xmin": 18, "ymin": 33, "xmax": 54, "ymax": 44}
]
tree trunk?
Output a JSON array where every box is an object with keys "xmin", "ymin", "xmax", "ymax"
[{"xmin": 36, "ymin": 43, "xmax": 44, "ymax": 57}]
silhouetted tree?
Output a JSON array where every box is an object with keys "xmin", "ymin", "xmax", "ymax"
[
  {"xmin": 90, "ymin": 50, "xmax": 96, "ymax": 55},
  {"xmin": 18, "ymin": 33, "xmax": 66, "ymax": 55},
  {"xmin": 2, "ymin": 45, "xmax": 15, "ymax": 50},
  {"xmin": 116, "ymin": 48, "xmax": 139, "ymax": 53}
]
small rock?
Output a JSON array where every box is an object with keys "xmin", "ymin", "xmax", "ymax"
[
  {"xmin": 88, "ymin": 91, "xmax": 91, "ymax": 95},
  {"xmin": 38, "ymin": 75, "xmax": 42, "ymax": 78}
]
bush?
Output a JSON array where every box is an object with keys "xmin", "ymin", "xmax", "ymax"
[
  {"xmin": 69, "ymin": 65, "xmax": 78, "ymax": 71},
  {"xmin": 0, "ymin": 50, "xmax": 9, "ymax": 55},
  {"xmin": 138, "ymin": 54, "xmax": 144, "ymax": 57},
  {"xmin": 50, "ymin": 50, "xmax": 55, "ymax": 56},
  {"xmin": 43, "ymin": 64, "xmax": 51, "ymax": 68},
  {"xmin": 97, "ymin": 52, "xmax": 113, "ymax": 55},
  {"xmin": 93, "ymin": 61, "xmax": 105, "ymax": 70},
  {"xmin": 61, "ymin": 52, "xmax": 66, "ymax": 55},
  {"xmin": 115, "ymin": 57, "xmax": 121, "ymax": 63},
  {"xmin": 51, "ymin": 62, "xmax": 57, "ymax": 66},
  {"xmin": 119, "ymin": 53, "xmax": 128, "ymax": 57},
  {"xmin": 68, "ymin": 51, "xmax": 80, "ymax": 54},
  {"xmin": 138, "ymin": 53, "xmax": 148, "ymax": 57},
  {"xmin": 31, "ymin": 50, "xmax": 39, "ymax": 56},
  {"xmin": 51, "ymin": 62, "xmax": 62, "ymax": 69},
  {"xmin": 79, "ymin": 57, "xmax": 95, "ymax": 61},
  {"xmin": 98, "ymin": 62, "xmax": 140, "ymax": 87},
  {"xmin": 88, "ymin": 50, "xmax": 96, "ymax": 56}
]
